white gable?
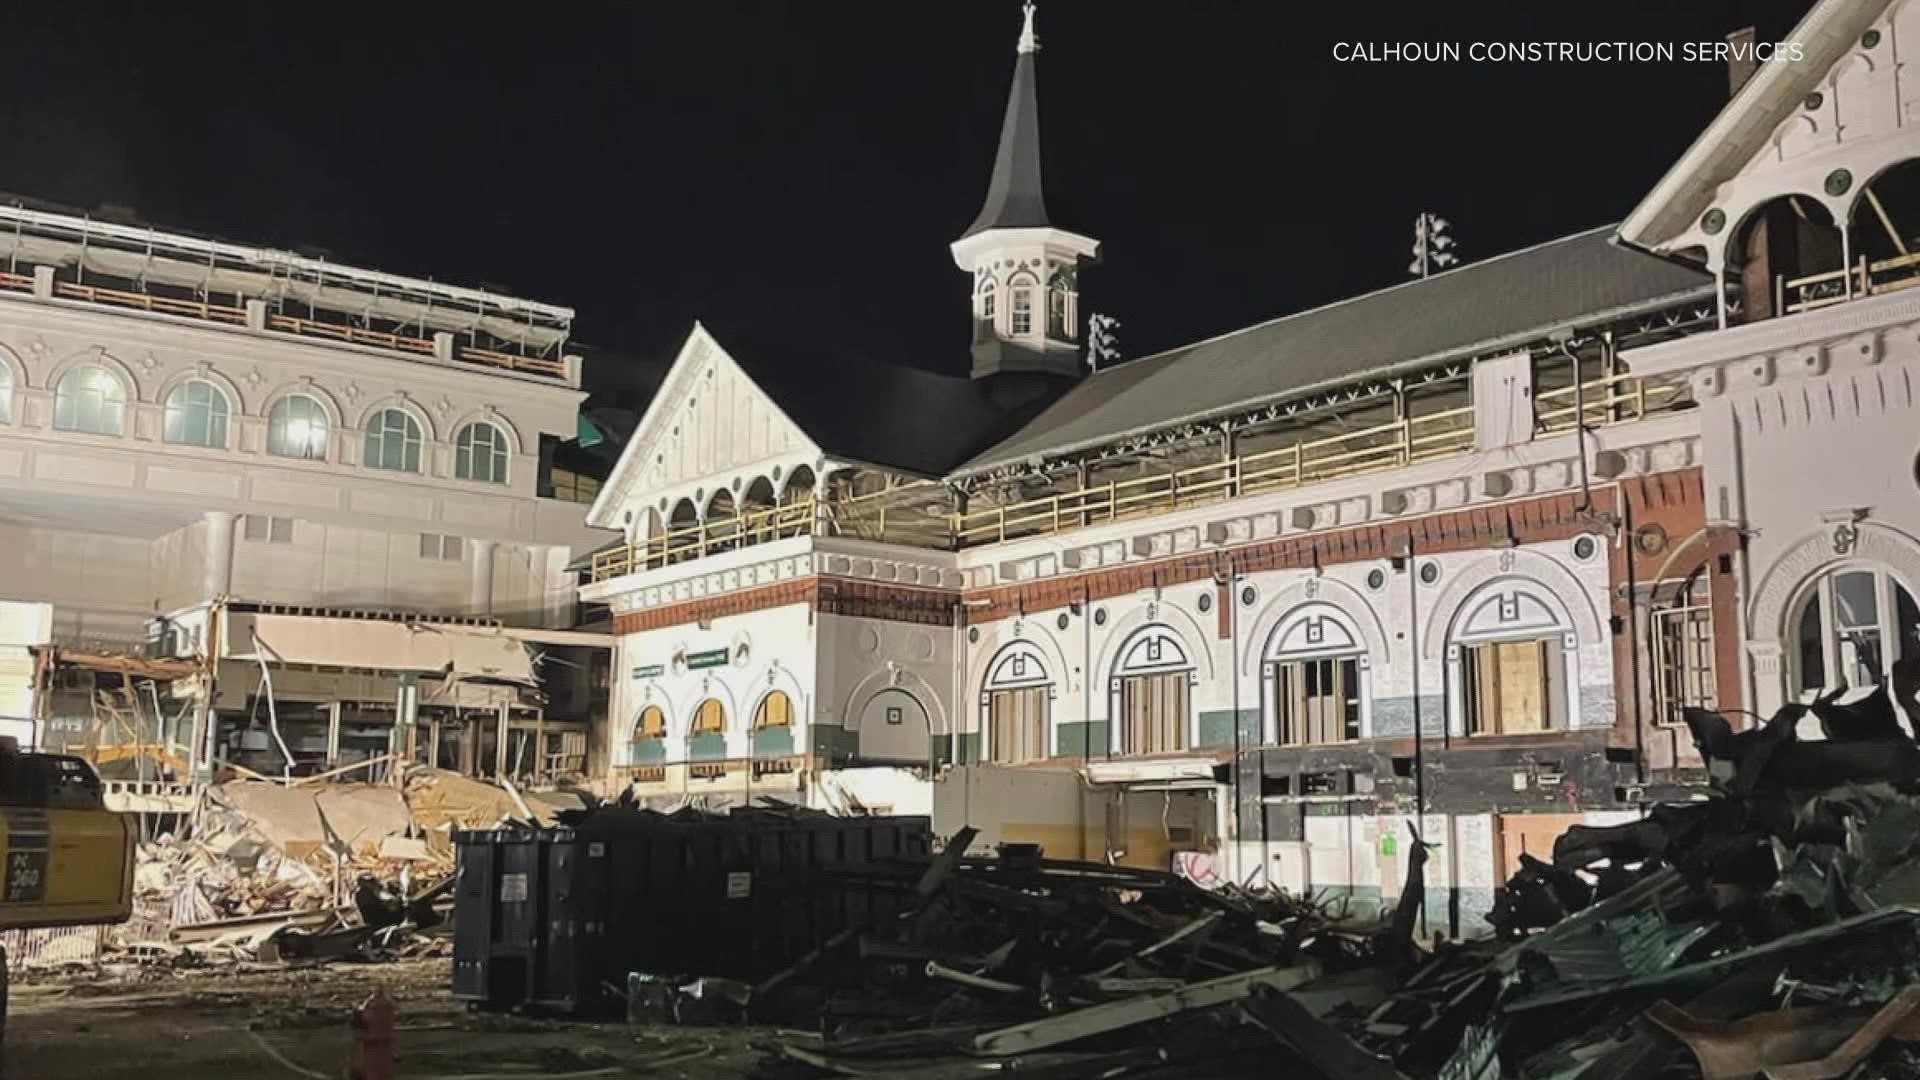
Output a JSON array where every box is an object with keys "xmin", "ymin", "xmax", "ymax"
[
  {"xmin": 1620, "ymin": 0, "xmax": 1907, "ymax": 257},
  {"xmin": 587, "ymin": 323, "xmax": 820, "ymax": 533}
]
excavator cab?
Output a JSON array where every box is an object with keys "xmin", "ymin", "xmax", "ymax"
[{"xmin": 0, "ymin": 737, "xmax": 137, "ymax": 1060}]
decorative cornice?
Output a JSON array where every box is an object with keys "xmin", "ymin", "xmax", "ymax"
[{"xmin": 1625, "ymin": 291, "xmax": 1920, "ymax": 382}]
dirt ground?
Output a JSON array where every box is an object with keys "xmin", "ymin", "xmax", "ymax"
[{"xmin": 8, "ymin": 959, "xmax": 770, "ymax": 1079}]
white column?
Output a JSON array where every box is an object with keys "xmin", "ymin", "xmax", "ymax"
[
  {"xmin": 204, "ymin": 511, "xmax": 237, "ymax": 600},
  {"xmin": 470, "ymin": 539, "xmax": 497, "ymax": 617}
]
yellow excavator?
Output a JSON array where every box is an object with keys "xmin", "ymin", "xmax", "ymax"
[{"xmin": 0, "ymin": 737, "xmax": 136, "ymax": 1059}]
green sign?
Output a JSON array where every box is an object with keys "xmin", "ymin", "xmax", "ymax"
[
  {"xmin": 686, "ymin": 649, "xmax": 731, "ymax": 671},
  {"xmin": 632, "ymin": 664, "xmax": 664, "ymax": 679}
]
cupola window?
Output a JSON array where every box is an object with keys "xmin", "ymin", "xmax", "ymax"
[{"xmin": 1011, "ymin": 286, "xmax": 1033, "ymax": 335}]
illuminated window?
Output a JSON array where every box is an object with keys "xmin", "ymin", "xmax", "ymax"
[
  {"xmin": 1011, "ymin": 286, "xmax": 1033, "ymax": 334},
  {"xmin": 363, "ymin": 408, "xmax": 423, "ymax": 472},
  {"xmin": 267, "ymin": 394, "xmax": 330, "ymax": 460},
  {"xmin": 53, "ymin": 365, "xmax": 127, "ymax": 435},
  {"xmin": 163, "ymin": 379, "xmax": 230, "ymax": 448},
  {"xmin": 634, "ymin": 705, "xmax": 667, "ymax": 740},
  {"xmin": 454, "ymin": 422, "xmax": 510, "ymax": 484}
]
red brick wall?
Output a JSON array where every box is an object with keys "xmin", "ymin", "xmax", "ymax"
[
  {"xmin": 1606, "ymin": 469, "xmax": 1744, "ymax": 769},
  {"xmin": 960, "ymin": 489, "xmax": 1623, "ymax": 624}
]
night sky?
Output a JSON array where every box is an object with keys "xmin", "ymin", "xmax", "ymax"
[{"xmin": 4, "ymin": 2, "xmax": 1816, "ymax": 411}]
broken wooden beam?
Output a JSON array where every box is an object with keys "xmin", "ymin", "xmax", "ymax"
[
  {"xmin": 1240, "ymin": 983, "xmax": 1413, "ymax": 1080},
  {"xmin": 971, "ymin": 962, "xmax": 1322, "ymax": 1058}
]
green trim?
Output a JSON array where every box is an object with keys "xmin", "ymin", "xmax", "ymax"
[
  {"xmin": 811, "ymin": 723, "xmax": 860, "ymax": 766},
  {"xmin": 1197, "ymin": 709, "xmax": 1248, "ymax": 749},
  {"xmin": 751, "ymin": 726, "xmax": 794, "ymax": 757},
  {"xmin": 687, "ymin": 733, "xmax": 728, "ymax": 761},
  {"xmin": 628, "ymin": 738, "xmax": 666, "ymax": 765},
  {"xmin": 1052, "ymin": 721, "xmax": 1109, "ymax": 759}
]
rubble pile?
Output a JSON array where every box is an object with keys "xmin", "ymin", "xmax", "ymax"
[
  {"xmin": 117, "ymin": 768, "xmax": 553, "ymax": 966},
  {"xmin": 737, "ymin": 675, "xmax": 1920, "ymax": 1079}
]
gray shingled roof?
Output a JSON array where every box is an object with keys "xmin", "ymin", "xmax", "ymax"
[
  {"xmin": 962, "ymin": 47, "xmax": 1049, "ymax": 238},
  {"xmin": 959, "ymin": 226, "xmax": 1712, "ymax": 473},
  {"xmin": 719, "ymin": 333, "xmax": 1057, "ymax": 478}
]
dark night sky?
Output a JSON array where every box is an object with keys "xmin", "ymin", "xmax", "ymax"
[{"xmin": 2, "ymin": 2, "xmax": 1816, "ymax": 409}]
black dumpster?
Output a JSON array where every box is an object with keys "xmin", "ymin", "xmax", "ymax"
[{"xmin": 451, "ymin": 809, "xmax": 931, "ymax": 1013}]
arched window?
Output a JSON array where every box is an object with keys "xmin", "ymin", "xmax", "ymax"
[
  {"xmin": 753, "ymin": 691, "xmax": 793, "ymax": 729},
  {"xmin": 1263, "ymin": 606, "xmax": 1367, "ymax": 746},
  {"xmin": 454, "ymin": 421, "xmax": 509, "ymax": 484},
  {"xmin": 634, "ymin": 705, "xmax": 667, "ymax": 740},
  {"xmin": 1448, "ymin": 584, "xmax": 1576, "ymax": 736},
  {"xmin": 0, "ymin": 363, "xmax": 12, "ymax": 424},
  {"xmin": 983, "ymin": 642, "xmax": 1052, "ymax": 764},
  {"xmin": 1011, "ymin": 284, "xmax": 1034, "ymax": 335},
  {"xmin": 691, "ymin": 698, "xmax": 726, "ymax": 735},
  {"xmin": 1111, "ymin": 626, "xmax": 1194, "ymax": 756},
  {"xmin": 363, "ymin": 408, "xmax": 423, "ymax": 472},
  {"xmin": 162, "ymin": 379, "xmax": 231, "ymax": 448},
  {"xmin": 1793, "ymin": 567, "xmax": 1920, "ymax": 694},
  {"xmin": 53, "ymin": 365, "xmax": 127, "ymax": 436},
  {"xmin": 267, "ymin": 394, "xmax": 330, "ymax": 460}
]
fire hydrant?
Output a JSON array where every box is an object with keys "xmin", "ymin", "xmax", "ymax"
[{"xmin": 346, "ymin": 990, "xmax": 395, "ymax": 1080}]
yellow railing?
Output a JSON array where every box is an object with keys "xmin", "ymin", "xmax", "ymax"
[
  {"xmin": 593, "ymin": 498, "xmax": 821, "ymax": 580},
  {"xmin": 952, "ymin": 402, "xmax": 1477, "ymax": 546},
  {"xmin": 1783, "ymin": 250, "xmax": 1920, "ymax": 315},
  {"xmin": 590, "ymin": 371, "xmax": 1683, "ymax": 579},
  {"xmin": 266, "ymin": 312, "xmax": 435, "ymax": 354},
  {"xmin": 1534, "ymin": 370, "xmax": 1686, "ymax": 435},
  {"xmin": 56, "ymin": 281, "xmax": 249, "ymax": 325}
]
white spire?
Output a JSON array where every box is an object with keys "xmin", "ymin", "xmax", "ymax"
[{"xmin": 1017, "ymin": 2, "xmax": 1039, "ymax": 54}]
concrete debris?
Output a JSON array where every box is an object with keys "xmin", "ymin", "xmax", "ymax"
[
  {"xmin": 112, "ymin": 767, "xmax": 561, "ymax": 969},
  {"xmin": 488, "ymin": 673, "xmax": 1920, "ymax": 1079}
]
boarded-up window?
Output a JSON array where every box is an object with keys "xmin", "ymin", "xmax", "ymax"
[
  {"xmin": 988, "ymin": 687, "xmax": 1050, "ymax": 764},
  {"xmin": 634, "ymin": 705, "xmax": 666, "ymax": 740},
  {"xmin": 691, "ymin": 698, "xmax": 725, "ymax": 735},
  {"xmin": 753, "ymin": 691, "xmax": 793, "ymax": 729},
  {"xmin": 1120, "ymin": 672, "xmax": 1189, "ymax": 756},
  {"xmin": 1275, "ymin": 657, "xmax": 1361, "ymax": 745},
  {"xmin": 1462, "ymin": 639, "xmax": 1556, "ymax": 735}
]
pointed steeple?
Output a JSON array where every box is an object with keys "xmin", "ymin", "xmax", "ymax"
[
  {"xmin": 962, "ymin": 2, "xmax": 1049, "ymax": 238},
  {"xmin": 951, "ymin": 2, "xmax": 1098, "ymax": 384}
]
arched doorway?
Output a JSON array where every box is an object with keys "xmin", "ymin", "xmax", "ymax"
[
  {"xmin": 1261, "ymin": 605, "xmax": 1369, "ymax": 746},
  {"xmin": 980, "ymin": 641, "xmax": 1054, "ymax": 764},
  {"xmin": 741, "ymin": 476, "xmax": 778, "ymax": 544},
  {"xmin": 1849, "ymin": 158, "xmax": 1920, "ymax": 300},
  {"xmin": 666, "ymin": 498, "xmax": 699, "ymax": 564},
  {"xmin": 1444, "ymin": 581, "xmax": 1579, "ymax": 736},
  {"xmin": 1731, "ymin": 194, "xmax": 1843, "ymax": 321},
  {"xmin": 706, "ymin": 489, "xmax": 738, "ymax": 553},
  {"xmin": 1108, "ymin": 625, "xmax": 1195, "ymax": 756},
  {"xmin": 779, "ymin": 465, "xmax": 817, "ymax": 539},
  {"xmin": 1790, "ymin": 565, "xmax": 1920, "ymax": 695},
  {"xmin": 853, "ymin": 688, "xmax": 931, "ymax": 764}
]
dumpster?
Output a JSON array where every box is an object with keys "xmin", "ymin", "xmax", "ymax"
[{"xmin": 451, "ymin": 808, "xmax": 930, "ymax": 1013}]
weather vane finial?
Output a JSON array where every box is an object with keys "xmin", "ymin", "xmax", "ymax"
[{"xmin": 1017, "ymin": 2, "xmax": 1039, "ymax": 54}]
